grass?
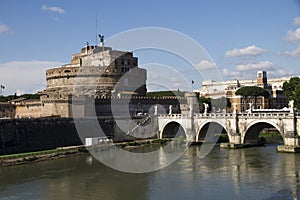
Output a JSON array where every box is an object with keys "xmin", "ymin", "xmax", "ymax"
[
  {"xmin": 0, "ymin": 147, "xmax": 81, "ymax": 160},
  {"xmin": 259, "ymin": 131, "xmax": 281, "ymax": 137},
  {"xmin": 146, "ymin": 90, "xmax": 185, "ymax": 97},
  {"xmin": 218, "ymin": 134, "xmax": 229, "ymax": 143}
]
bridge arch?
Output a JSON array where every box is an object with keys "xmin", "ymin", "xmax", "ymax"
[
  {"xmin": 243, "ymin": 120, "xmax": 283, "ymax": 144},
  {"xmin": 196, "ymin": 120, "xmax": 229, "ymax": 142},
  {"xmin": 160, "ymin": 121, "xmax": 187, "ymax": 139}
]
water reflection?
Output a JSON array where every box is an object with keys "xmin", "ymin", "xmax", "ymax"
[{"xmin": 0, "ymin": 145, "xmax": 299, "ymax": 200}]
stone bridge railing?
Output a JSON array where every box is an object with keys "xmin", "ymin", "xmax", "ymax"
[
  {"xmin": 159, "ymin": 112, "xmax": 295, "ymax": 119},
  {"xmin": 158, "ymin": 114, "xmax": 190, "ymax": 119}
]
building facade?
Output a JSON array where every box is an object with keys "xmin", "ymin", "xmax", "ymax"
[{"xmin": 195, "ymin": 71, "xmax": 290, "ymax": 112}]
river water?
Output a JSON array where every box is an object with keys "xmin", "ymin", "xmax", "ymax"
[{"xmin": 0, "ymin": 144, "xmax": 299, "ymax": 200}]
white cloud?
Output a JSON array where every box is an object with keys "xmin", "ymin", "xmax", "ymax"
[
  {"xmin": 195, "ymin": 60, "xmax": 217, "ymax": 70},
  {"xmin": 268, "ymin": 70, "xmax": 295, "ymax": 77},
  {"xmin": 222, "ymin": 68, "xmax": 240, "ymax": 77},
  {"xmin": 0, "ymin": 60, "xmax": 64, "ymax": 95},
  {"xmin": 235, "ymin": 61, "xmax": 273, "ymax": 71},
  {"xmin": 285, "ymin": 27, "xmax": 300, "ymax": 42},
  {"xmin": 41, "ymin": 5, "xmax": 65, "ymax": 14},
  {"xmin": 293, "ymin": 17, "xmax": 300, "ymax": 25},
  {"xmin": 0, "ymin": 24, "xmax": 12, "ymax": 34},
  {"xmin": 225, "ymin": 45, "xmax": 265, "ymax": 57},
  {"xmin": 281, "ymin": 45, "xmax": 300, "ymax": 57}
]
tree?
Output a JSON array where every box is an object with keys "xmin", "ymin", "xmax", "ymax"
[
  {"xmin": 196, "ymin": 95, "xmax": 231, "ymax": 113},
  {"xmin": 235, "ymin": 86, "xmax": 270, "ymax": 109},
  {"xmin": 211, "ymin": 97, "xmax": 231, "ymax": 112},
  {"xmin": 197, "ymin": 95, "xmax": 211, "ymax": 112},
  {"xmin": 283, "ymin": 77, "xmax": 300, "ymax": 109}
]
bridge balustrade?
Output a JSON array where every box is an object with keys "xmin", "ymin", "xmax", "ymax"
[
  {"xmin": 158, "ymin": 114, "xmax": 188, "ymax": 119},
  {"xmin": 158, "ymin": 112, "xmax": 292, "ymax": 119}
]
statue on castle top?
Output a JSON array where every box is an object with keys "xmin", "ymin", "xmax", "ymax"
[{"xmin": 98, "ymin": 34, "xmax": 104, "ymax": 43}]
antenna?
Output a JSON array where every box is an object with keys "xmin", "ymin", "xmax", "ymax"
[{"xmin": 95, "ymin": 14, "xmax": 98, "ymax": 46}]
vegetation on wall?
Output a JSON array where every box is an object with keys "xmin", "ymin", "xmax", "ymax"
[
  {"xmin": 0, "ymin": 93, "xmax": 41, "ymax": 102},
  {"xmin": 146, "ymin": 90, "xmax": 185, "ymax": 97}
]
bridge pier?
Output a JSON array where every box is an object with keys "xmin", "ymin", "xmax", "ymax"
[
  {"xmin": 277, "ymin": 132, "xmax": 300, "ymax": 153},
  {"xmin": 229, "ymin": 134, "xmax": 241, "ymax": 144},
  {"xmin": 277, "ymin": 111, "xmax": 300, "ymax": 153},
  {"xmin": 185, "ymin": 131, "xmax": 196, "ymax": 142}
]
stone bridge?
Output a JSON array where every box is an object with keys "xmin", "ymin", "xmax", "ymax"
[{"xmin": 156, "ymin": 111, "xmax": 300, "ymax": 152}]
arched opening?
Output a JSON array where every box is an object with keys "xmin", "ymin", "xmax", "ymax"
[
  {"xmin": 162, "ymin": 122, "xmax": 186, "ymax": 139},
  {"xmin": 198, "ymin": 122, "xmax": 228, "ymax": 143},
  {"xmin": 244, "ymin": 122, "xmax": 283, "ymax": 145}
]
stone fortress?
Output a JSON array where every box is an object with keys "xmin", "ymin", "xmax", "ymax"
[
  {"xmin": 2, "ymin": 42, "xmax": 189, "ymax": 118},
  {"xmin": 45, "ymin": 44, "xmax": 147, "ymax": 99}
]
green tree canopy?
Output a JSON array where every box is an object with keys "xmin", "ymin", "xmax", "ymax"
[
  {"xmin": 283, "ymin": 77, "xmax": 300, "ymax": 109},
  {"xmin": 235, "ymin": 86, "xmax": 269, "ymax": 98},
  {"xmin": 211, "ymin": 97, "xmax": 231, "ymax": 110}
]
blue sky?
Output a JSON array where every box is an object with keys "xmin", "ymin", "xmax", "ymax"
[{"xmin": 1, "ymin": 0, "xmax": 300, "ymax": 95}]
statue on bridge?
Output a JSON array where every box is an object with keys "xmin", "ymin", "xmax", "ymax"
[
  {"xmin": 169, "ymin": 105, "xmax": 173, "ymax": 115},
  {"xmin": 289, "ymin": 100, "xmax": 294, "ymax": 113},
  {"xmin": 203, "ymin": 103, "xmax": 209, "ymax": 114},
  {"xmin": 233, "ymin": 103, "xmax": 238, "ymax": 114}
]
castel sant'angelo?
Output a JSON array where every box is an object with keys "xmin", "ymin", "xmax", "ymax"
[{"xmin": 7, "ymin": 41, "xmax": 191, "ymax": 118}]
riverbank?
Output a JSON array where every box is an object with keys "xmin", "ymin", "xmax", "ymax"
[
  {"xmin": 0, "ymin": 139, "xmax": 171, "ymax": 167},
  {"xmin": 0, "ymin": 146, "xmax": 87, "ymax": 166}
]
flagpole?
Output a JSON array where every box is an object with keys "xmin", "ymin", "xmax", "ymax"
[{"xmin": 0, "ymin": 84, "xmax": 5, "ymax": 96}]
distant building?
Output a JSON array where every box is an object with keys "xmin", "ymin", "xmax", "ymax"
[{"xmin": 195, "ymin": 71, "xmax": 290, "ymax": 112}]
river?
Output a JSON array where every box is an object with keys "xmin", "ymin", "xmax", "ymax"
[{"xmin": 0, "ymin": 144, "xmax": 299, "ymax": 200}]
